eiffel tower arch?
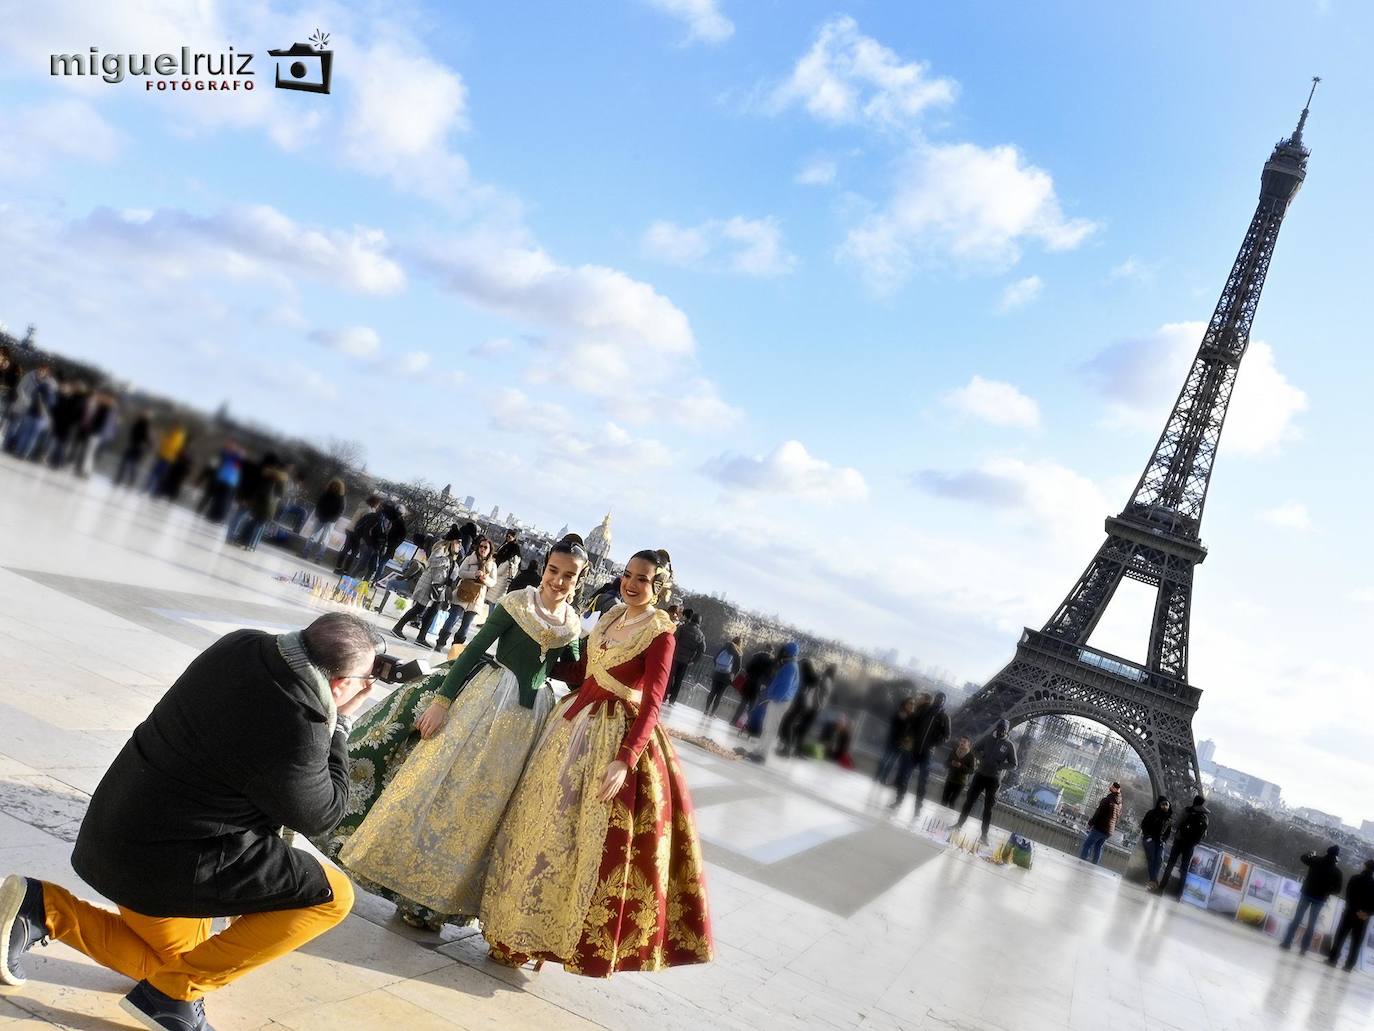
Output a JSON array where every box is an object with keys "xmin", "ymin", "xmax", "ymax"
[{"xmin": 951, "ymin": 83, "xmax": 1318, "ymax": 807}]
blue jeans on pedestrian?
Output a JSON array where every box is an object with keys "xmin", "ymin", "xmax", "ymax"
[
  {"xmin": 1080, "ymin": 828, "xmax": 1109, "ymax": 865},
  {"xmin": 1142, "ymin": 838, "xmax": 1163, "ymax": 882},
  {"xmin": 1282, "ymin": 894, "xmax": 1325, "ymax": 952}
]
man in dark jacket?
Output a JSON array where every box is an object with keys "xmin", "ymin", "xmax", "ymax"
[
  {"xmin": 370, "ymin": 502, "xmax": 407, "ymax": 581},
  {"xmin": 1154, "ymin": 795, "xmax": 1209, "ymax": 898},
  {"xmin": 890, "ymin": 692, "xmax": 951, "ymax": 815},
  {"xmin": 1328, "ymin": 858, "xmax": 1374, "ymax": 971},
  {"xmin": 1139, "ymin": 796, "xmax": 1173, "ymax": 888},
  {"xmin": 1282, "ymin": 845, "xmax": 1344, "ymax": 954},
  {"xmin": 731, "ymin": 647, "xmax": 776, "ymax": 729},
  {"xmin": 0, "ymin": 614, "xmax": 379, "ymax": 1031},
  {"xmin": 667, "ymin": 611, "xmax": 707, "ymax": 706},
  {"xmin": 875, "ymin": 697, "xmax": 918, "ymax": 786},
  {"xmin": 952, "ymin": 719, "xmax": 1018, "ymax": 845},
  {"xmin": 1079, "ymin": 782, "xmax": 1123, "ymax": 865}
]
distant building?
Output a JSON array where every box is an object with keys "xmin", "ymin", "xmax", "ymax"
[
  {"xmin": 464, "ymin": 496, "xmax": 475, "ymax": 510},
  {"xmin": 1360, "ymin": 820, "xmax": 1374, "ymax": 843},
  {"xmin": 1292, "ymin": 806, "xmax": 1343, "ymax": 830},
  {"xmin": 1197, "ymin": 738, "xmax": 1217, "ymax": 766},
  {"xmin": 1208, "ymin": 765, "xmax": 1281, "ymax": 806}
]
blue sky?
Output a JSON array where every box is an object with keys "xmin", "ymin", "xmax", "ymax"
[{"xmin": 1, "ymin": 1, "xmax": 1370, "ymax": 823}]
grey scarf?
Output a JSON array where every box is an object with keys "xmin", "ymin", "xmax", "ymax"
[{"xmin": 277, "ymin": 631, "xmax": 337, "ymax": 736}]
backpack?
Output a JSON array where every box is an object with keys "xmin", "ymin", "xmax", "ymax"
[{"xmin": 1009, "ymin": 833, "xmax": 1034, "ymax": 870}]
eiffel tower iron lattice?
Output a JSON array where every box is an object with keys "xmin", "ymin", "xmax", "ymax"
[{"xmin": 950, "ymin": 82, "xmax": 1318, "ymax": 807}]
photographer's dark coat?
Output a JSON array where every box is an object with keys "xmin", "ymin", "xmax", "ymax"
[{"xmin": 72, "ymin": 629, "xmax": 348, "ymax": 918}]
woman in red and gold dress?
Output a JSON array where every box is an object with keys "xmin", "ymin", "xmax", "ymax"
[{"xmin": 479, "ymin": 549, "xmax": 713, "ymax": 976}]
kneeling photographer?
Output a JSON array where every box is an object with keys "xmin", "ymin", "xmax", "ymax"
[{"xmin": 0, "ymin": 612, "xmax": 389, "ymax": 1031}]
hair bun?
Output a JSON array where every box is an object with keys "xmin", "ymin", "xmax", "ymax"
[{"xmin": 560, "ymin": 533, "xmax": 587, "ymax": 548}]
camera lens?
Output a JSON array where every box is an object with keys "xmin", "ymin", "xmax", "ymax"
[{"xmin": 291, "ymin": 61, "xmax": 307, "ymax": 78}]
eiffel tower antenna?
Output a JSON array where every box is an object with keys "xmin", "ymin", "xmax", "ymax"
[{"xmin": 951, "ymin": 90, "xmax": 1314, "ymax": 806}]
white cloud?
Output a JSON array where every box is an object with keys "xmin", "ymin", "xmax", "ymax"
[
  {"xmin": 420, "ymin": 234, "xmax": 693, "ymax": 358},
  {"xmin": 74, "ymin": 205, "xmax": 405, "ymax": 295},
  {"xmin": 1260, "ymin": 502, "xmax": 1312, "ymax": 530},
  {"xmin": 397, "ymin": 350, "xmax": 432, "ymax": 376},
  {"xmin": 943, "ymin": 375, "xmax": 1041, "ymax": 429},
  {"xmin": 1110, "ymin": 257, "xmax": 1155, "ymax": 283},
  {"xmin": 704, "ymin": 440, "xmax": 868, "ymax": 501},
  {"xmin": 0, "ymin": 99, "xmax": 121, "ymax": 180},
  {"xmin": 340, "ymin": 37, "xmax": 477, "ymax": 205},
  {"xmin": 840, "ymin": 142, "xmax": 1099, "ymax": 291},
  {"xmin": 644, "ymin": 0, "xmax": 734, "ymax": 45},
  {"xmin": 643, "ymin": 216, "xmax": 797, "ymax": 277},
  {"xmin": 489, "ymin": 389, "xmax": 671, "ymax": 473},
  {"xmin": 998, "ymin": 275, "xmax": 1043, "ymax": 311},
  {"xmin": 648, "ymin": 378, "xmax": 744, "ymax": 430},
  {"xmin": 795, "ymin": 156, "xmax": 837, "ymax": 186},
  {"xmin": 469, "ymin": 336, "xmax": 519, "ymax": 359},
  {"xmin": 310, "ymin": 326, "xmax": 381, "ymax": 360},
  {"xmin": 769, "ymin": 16, "xmax": 956, "ymax": 130},
  {"xmin": 1082, "ymin": 322, "xmax": 1307, "ymax": 456},
  {"xmin": 253, "ymin": 360, "xmax": 338, "ymax": 402},
  {"xmin": 913, "ymin": 456, "xmax": 1111, "ymax": 545}
]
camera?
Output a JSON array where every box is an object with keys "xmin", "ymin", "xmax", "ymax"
[
  {"xmin": 371, "ymin": 653, "xmax": 428, "ymax": 684},
  {"xmin": 267, "ymin": 42, "xmax": 332, "ymax": 94}
]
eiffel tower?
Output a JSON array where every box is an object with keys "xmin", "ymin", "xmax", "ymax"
[{"xmin": 950, "ymin": 82, "xmax": 1318, "ymax": 806}]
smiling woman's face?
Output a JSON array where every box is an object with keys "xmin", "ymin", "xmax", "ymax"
[{"xmin": 619, "ymin": 556, "xmax": 660, "ymax": 609}]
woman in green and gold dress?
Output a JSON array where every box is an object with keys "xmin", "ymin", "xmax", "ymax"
[{"xmin": 315, "ymin": 536, "xmax": 588, "ymax": 930}]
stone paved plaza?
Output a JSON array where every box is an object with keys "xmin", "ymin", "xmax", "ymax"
[{"xmin": 0, "ymin": 454, "xmax": 1370, "ymax": 1030}]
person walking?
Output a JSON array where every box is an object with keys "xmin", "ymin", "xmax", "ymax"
[
  {"xmin": 1079, "ymin": 782, "xmax": 1123, "ymax": 865},
  {"xmin": 391, "ymin": 525, "xmax": 462, "ymax": 647},
  {"xmin": 241, "ymin": 454, "xmax": 287, "ymax": 551},
  {"xmin": 113, "ymin": 411, "xmax": 152, "ymax": 487},
  {"xmin": 1138, "ymin": 797, "xmax": 1173, "ymax": 889},
  {"xmin": 784, "ymin": 661, "xmax": 834, "ymax": 757},
  {"xmin": 345, "ymin": 501, "xmax": 391, "ymax": 579},
  {"xmin": 667, "ymin": 611, "xmax": 707, "ymax": 707},
  {"xmin": 731, "ymin": 647, "xmax": 775, "ymax": 731},
  {"xmin": 433, "ymin": 535, "xmax": 495, "ymax": 652},
  {"xmin": 748, "ymin": 642, "xmax": 800, "ymax": 763},
  {"xmin": 941, "ymin": 736, "xmax": 976, "ymax": 808},
  {"xmin": 145, "ymin": 423, "xmax": 187, "ymax": 495},
  {"xmin": 75, "ymin": 389, "xmax": 118, "ymax": 478},
  {"xmin": 302, "ymin": 479, "xmax": 347, "ymax": 562},
  {"xmin": 1327, "ymin": 858, "xmax": 1374, "ymax": 971},
  {"xmin": 333, "ymin": 495, "xmax": 381, "ymax": 575},
  {"xmin": 891, "ymin": 692, "xmax": 951, "ymax": 815},
  {"xmin": 875, "ymin": 697, "xmax": 918, "ymax": 787},
  {"xmin": 5, "ymin": 364, "xmax": 56, "ymax": 460},
  {"xmin": 1153, "ymin": 795, "xmax": 1209, "ymax": 898},
  {"xmin": 704, "ymin": 637, "xmax": 743, "ymax": 719},
  {"xmin": 489, "ymin": 539, "xmax": 523, "ymax": 603},
  {"xmin": 1281, "ymin": 846, "xmax": 1344, "ymax": 955},
  {"xmin": 952, "ymin": 719, "xmax": 1018, "ymax": 846},
  {"xmin": 368, "ymin": 503, "xmax": 407, "ymax": 581},
  {"xmin": 0, "ymin": 613, "xmax": 378, "ymax": 1030}
]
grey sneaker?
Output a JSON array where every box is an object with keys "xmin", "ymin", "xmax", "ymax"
[
  {"xmin": 120, "ymin": 980, "xmax": 214, "ymax": 1030},
  {"xmin": 0, "ymin": 874, "xmax": 48, "ymax": 986}
]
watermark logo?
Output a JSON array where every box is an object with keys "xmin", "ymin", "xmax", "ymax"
[
  {"xmin": 48, "ymin": 30, "xmax": 334, "ymax": 96},
  {"xmin": 269, "ymin": 29, "xmax": 332, "ymax": 95}
]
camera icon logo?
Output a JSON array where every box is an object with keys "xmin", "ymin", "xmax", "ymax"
[{"xmin": 269, "ymin": 30, "xmax": 332, "ymax": 94}]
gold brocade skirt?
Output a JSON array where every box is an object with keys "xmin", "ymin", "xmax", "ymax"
[
  {"xmin": 339, "ymin": 663, "xmax": 555, "ymax": 918},
  {"xmin": 480, "ymin": 698, "xmax": 714, "ymax": 975}
]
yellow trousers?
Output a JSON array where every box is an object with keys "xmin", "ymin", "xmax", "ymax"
[{"xmin": 42, "ymin": 864, "xmax": 354, "ymax": 1000}]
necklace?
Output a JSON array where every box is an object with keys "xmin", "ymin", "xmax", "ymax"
[{"xmin": 599, "ymin": 607, "xmax": 654, "ymax": 650}]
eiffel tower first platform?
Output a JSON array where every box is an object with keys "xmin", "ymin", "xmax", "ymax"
[{"xmin": 950, "ymin": 83, "xmax": 1318, "ymax": 806}]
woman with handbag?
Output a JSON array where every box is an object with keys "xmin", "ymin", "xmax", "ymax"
[
  {"xmin": 433, "ymin": 535, "xmax": 496, "ymax": 652},
  {"xmin": 391, "ymin": 525, "xmax": 463, "ymax": 647}
]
